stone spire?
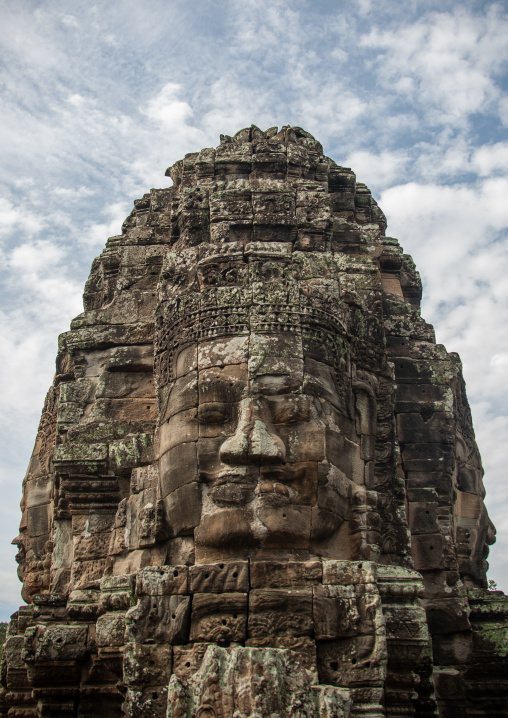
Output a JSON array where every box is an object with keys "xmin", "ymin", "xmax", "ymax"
[{"xmin": 2, "ymin": 126, "xmax": 507, "ymax": 717}]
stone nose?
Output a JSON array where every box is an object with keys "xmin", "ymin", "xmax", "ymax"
[
  {"xmin": 219, "ymin": 399, "xmax": 286, "ymax": 465},
  {"xmin": 248, "ymin": 419, "xmax": 286, "ymax": 463}
]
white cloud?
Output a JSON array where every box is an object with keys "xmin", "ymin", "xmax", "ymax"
[
  {"xmin": 84, "ymin": 201, "xmax": 131, "ymax": 247},
  {"xmin": 490, "ymin": 353, "xmax": 508, "ymax": 368},
  {"xmin": 61, "ymin": 14, "xmax": 79, "ymax": 29},
  {"xmin": 357, "ymin": 0, "xmax": 372, "ymax": 17},
  {"xmin": 360, "ymin": 6, "xmax": 508, "ymax": 127},
  {"xmin": 472, "ymin": 142, "xmax": 508, "ymax": 176},
  {"xmin": 9, "ymin": 239, "xmax": 64, "ymax": 272},
  {"xmin": 342, "ymin": 149, "xmax": 409, "ymax": 191},
  {"xmin": 499, "ymin": 95, "xmax": 508, "ymax": 126},
  {"xmin": 52, "ymin": 185, "xmax": 96, "ymax": 199},
  {"xmin": 0, "ymin": 198, "xmax": 44, "ymax": 237},
  {"xmin": 67, "ymin": 93, "xmax": 87, "ymax": 108},
  {"xmin": 145, "ymin": 83, "xmax": 194, "ymax": 128},
  {"xmin": 298, "ymin": 89, "xmax": 367, "ymax": 134},
  {"xmin": 227, "ymin": 0, "xmax": 303, "ymax": 63}
]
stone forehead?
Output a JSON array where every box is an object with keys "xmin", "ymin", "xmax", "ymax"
[{"xmin": 172, "ymin": 335, "xmax": 340, "ymax": 380}]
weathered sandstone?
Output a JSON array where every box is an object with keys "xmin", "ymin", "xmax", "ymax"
[{"xmin": 2, "ymin": 125, "xmax": 507, "ymax": 717}]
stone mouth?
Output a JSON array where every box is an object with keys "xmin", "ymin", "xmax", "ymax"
[
  {"xmin": 210, "ymin": 481, "xmax": 255, "ymax": 506},
  {"xmin": 201, "ymin": 465, "xmax": 307, "ymax": 507}
]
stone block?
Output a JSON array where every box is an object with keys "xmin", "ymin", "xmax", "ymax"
[
  {"xmin": 198, "ymin": 363, "xmax": 248, "ymax": 404},
  {"xmin": 245, "ymin": 635, "xmax": 317, "ymax": 677},
  {"xmin": 323, "ymin": 560, "xmax": 375, "ymax": 585},
  {"xmin": 123, "ymin": 643, "xmax": 172, "ymax": 686},
  {"xmin": 256, "ymin": 504, "xmax": 312, "ymax": 548},
  {"xmin": 172, "ymin": 642, "xmax": 212, "ymax": 678},
  {"xmin": 26, "ymin": 504, "xmax": 51, "ymax": 537},
  {"xmin": 189, "ymin": 562, "xmax": 249, "ymax": 593},
  {"xmin": 194, "ymin": 507, "xmax": 255, "ymax": 561},
  {"xmin": 432, "ymin": 631, "xmax": 473, "ymax": 665},
  {"xmin": 277, "ymin": 423, "xmax": 325, "ymax": 462},
  {"xmin": 159, "ymin": 442, "xmax": 197, "ymax": 495},
  {"xmin": 412, "ymin": 534, "xmax": 446, "ymax": 571},
  {"xmin": 100, "ymin": 588, "xmax": 134, "ymax": 613},
  {"xmin": 250, "ymin": 560, "xmax": 322, "ymax": 588},
  {"xmin": 397, "ymin": 411, "xmax": 454, "ymax": 445},
  {"xmin": 70, "ymin": 558, "xmax": 108, "ymax": 588},
  {"xmin": 316, "ymin": 476, "xmax": 352, "ymax": 518},
  {"xmin": 174, "ymin": 344, "xmax": 198, "ymax": 378},
  {"xmin": 198, "ymin": 336, "xmax": 249, "ymax": 369},
  {"xmin": 252, "ymin": 190, "xmax": 295, "ymax": 225},
  {"xmin": 159, "ymin": 409, "xmax": 198, "ymax": 452},
  {"xmin": 313, "ymin": 585, "xmax": 361, "ymax": 639},
  {"xmin": 126, "ymin": 595, "xmax": 191, "ymax": 644},
  {"xmin": 31, "ymin": 625, "xmax": 89, "ymax": 662},
  {"xmin": 67, "ymin": 589, "xmax": 102, "ymax": 619},
  {"xmin": 433, "ymin": 668, "xmax": 467, "ymax": 701},
  {"xmin": 163, "ymin": 482, "xmax": 202, "ymax": 537},
  {"xmin": 93, "ymin": 397, "xmax": 157, "ymax": 424},
  {"xmin": 190, "ymin": 593, "xmax": 247, "ymax": 642},
  {"xmin": 382, "ymin": 604, "xmax": 429, "ymax": 642},
  {"xmin": 317, "ymin": 634, "xmax": 387, "ymax": 688},
  {"xmin": 394, "ymin": 383, "xmax": 453, "ymax": 413},
  {"xmin": 248, "ymin": 588, "xmax": 313, "ymax": 638},
  {"xmin": 425, "ymin": 598, "xmax": 471, "ymax": 634},
  {"xmin": 159, "ymin": 372, "xmax": 198, "ymax": 423},
  {"xmin": 22, "ymin": 476, "xmax": 54, "ymax": 509},
  {"xmin": 96, "ymin": 612, "xmax": 126, "ymax": 647},
  {"xmin": 95, "ymin": 370, "xmax": 155, "ymax": 400},
  {"xmin": 3, "ymin": 636, "xmax": 26, "ymax": 669},
  {"xmin": 408, "ymin": 502, "xmax": 440, "ymax": 534},
  {"xmin": 53, "ymin": 442, "xmax": 109, "ymax": 464},
  {"xmin": 135, "ymin": 566, "xmax": 188, "ymax": 596},
  {"xmin": 73, "ymin": 530, "xmax": 112, "ymax": 561},
  {"xmin": 401, "ymin": 442, "xmax": 454, "ymax": 473}
]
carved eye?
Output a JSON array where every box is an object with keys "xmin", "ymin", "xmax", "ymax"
[
  {"xmin": 270, "ymin": 398, "xmax": 310, "ymax": 425},
  {"xmin": 271, "ymin": 404, "xmax": 300, "ymax": 425},
  {"xmin": 198, "ymin": 404, "xmax": 229, "ymax": 424}
]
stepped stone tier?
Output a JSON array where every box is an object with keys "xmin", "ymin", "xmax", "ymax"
[{"xmin": 2, "ymin": 125, "xmax": 507, "ymax": 717}]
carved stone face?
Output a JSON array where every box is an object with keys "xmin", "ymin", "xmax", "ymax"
[{"xmin": 158, "ymin": 332, "xmax": 369, "ymax": 563}]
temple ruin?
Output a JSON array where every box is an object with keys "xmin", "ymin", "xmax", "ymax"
[{"xmin": 1, "ymin": 125, "xmax": 507, "ymax": 717}]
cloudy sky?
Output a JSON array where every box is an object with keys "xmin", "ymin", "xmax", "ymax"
[{"xmin": 1, "ymin": 0, "xmax": 507, "ymax": 619}]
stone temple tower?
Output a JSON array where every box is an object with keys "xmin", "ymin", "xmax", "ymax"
[{"xmin": 1, "ymin": 126, "xmax": 507, "ymax": 717}]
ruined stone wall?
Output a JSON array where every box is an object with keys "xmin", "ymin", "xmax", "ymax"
[{"xmin": 1, "ymin": 126, "xmax": 507, "ymax": 717}]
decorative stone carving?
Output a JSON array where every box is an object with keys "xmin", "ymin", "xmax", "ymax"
[
  {"xmin": 2, "ymin": 125, "xmax": 507, "ymax": 717},
  {"xmin": 167, "ymin": 645, "xmax": 352, "ymax": 718}
]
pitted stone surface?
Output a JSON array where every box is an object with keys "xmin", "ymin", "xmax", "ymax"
[{"xmin": 2, "ymin": 125, "xmax": 507, "ymax": 717}]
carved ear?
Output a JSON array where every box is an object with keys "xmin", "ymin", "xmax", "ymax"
[{"xmin": 353, "ymin": 383, "xmax": 376, "ymax": 436}]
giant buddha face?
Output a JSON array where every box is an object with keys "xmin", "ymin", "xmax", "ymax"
[{"xmin": 157, "ymin": 329, "xmax": 372, "ymax": 563}]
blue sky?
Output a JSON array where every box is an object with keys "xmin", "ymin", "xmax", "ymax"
[{"xmin": 1, "ymin": 0, "xmax": 507, "ymax": 619}]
